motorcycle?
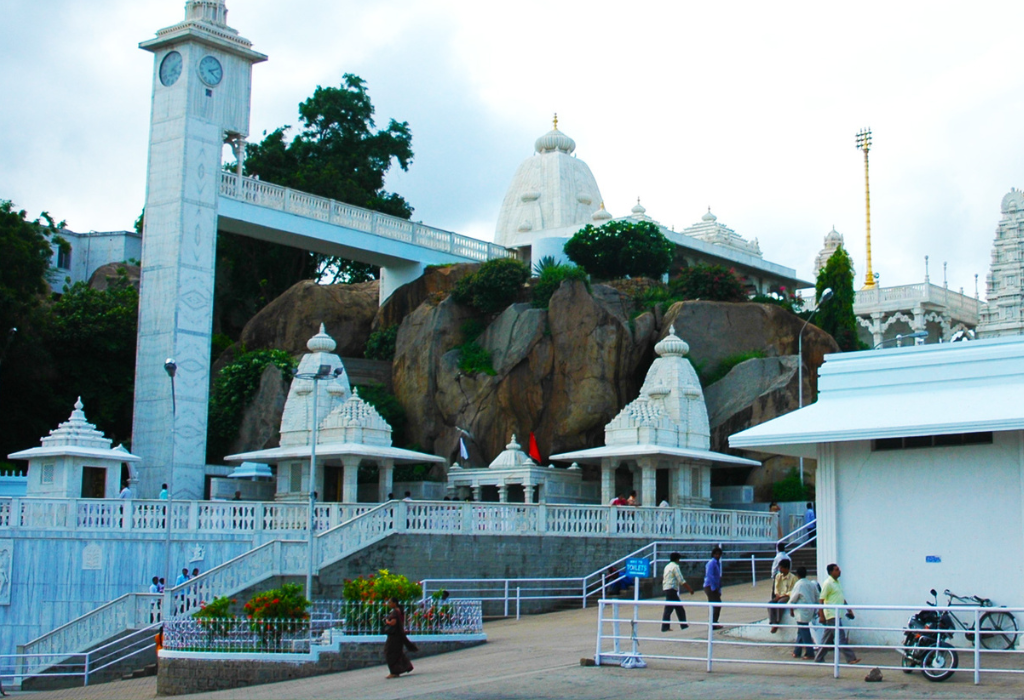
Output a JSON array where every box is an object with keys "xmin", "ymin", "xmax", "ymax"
[{"xmin": 900, "ymin": 588, "xmax": 958, "ymax": 682}]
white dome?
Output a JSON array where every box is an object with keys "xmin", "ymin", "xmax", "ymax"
[{"xmin": 494, "ymin": 118, "xmax": 604, "ymax": 248}]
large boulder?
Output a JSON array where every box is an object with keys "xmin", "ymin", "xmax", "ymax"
[
  {"xmin": 705, "ymin": 356, "xmax": 801, "ymax": 454},
  {"xmin": 392, "ymin": 279, "xmax": 656, "ymax": 464},
  {"xmin": 238, "ymin": 279, "xmax": 379, "ymax": 358},
  {"xmin": 662, "ymin": 301, "xmax": 838, "ymax": 397},
  {"xmin": 88, "ymin": 262, "xmax": 141, "ymax": 291},
  {"xmin": 372, "ymin": 263, "xmax": 479, "ymax": 333},
  {"xmin": 227, "ymin": 363, "xmax": 289, "ymax": 455}
]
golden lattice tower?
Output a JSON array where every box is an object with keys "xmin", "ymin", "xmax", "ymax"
[{"xmin": 856, "ymin": 128, "xmax": 875, "ymax": 289}]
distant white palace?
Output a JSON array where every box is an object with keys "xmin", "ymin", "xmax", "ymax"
[{"xmin": 494, "ymin": 117, "xmax": 811, "ymax": 296}]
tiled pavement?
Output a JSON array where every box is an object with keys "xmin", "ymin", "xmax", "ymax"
[{"xmin": 14, "ymin": 580, "xmax": 1024, "ymax": 700}]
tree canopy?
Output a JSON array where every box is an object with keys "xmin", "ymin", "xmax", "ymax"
[
  {"xmin": 563, "ymin": 220, "xmax": 674, "ymax": 281},
  {"xmin": 214, "ymin": 74, "xmax": 414, "ymax": 338},
  {"xmin": 815, "ymin": 245, "xmax": 861, "ymax": 351},
  {"xmin": 0, "ymin": 200, "xmax": 64, "ymax": 338}
]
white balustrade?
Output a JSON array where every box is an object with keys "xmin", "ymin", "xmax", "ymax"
[{"xmin": 219, "ymin": 172, "xmax": 514, "ymax": 263}]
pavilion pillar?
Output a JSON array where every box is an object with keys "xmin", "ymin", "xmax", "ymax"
[
  {"xmin": 341, "ymin": 456, "xmax": 360, "ymax": 504},
  {"xmin": 676, "ymin": 464, "xmax": 692, "ymax": 505},
  {"xmin": 523, "ymin": 481, "xmax": 535, "ymax": 504},
  {"xmin": 639, "ymin": 459, "xmax": 656, "ymax": 507},
  {"xmin": 471, "ymin": 485, "xmax": 483, "ymax": 502},
  {"xmin": 870, "ymin": 312, "xmax": 884, "ymax": 348},
  {"xmin": 497, "ymin": 483, "xmax": 508, "ymax": 503},
  {"xmin": 378, "ymin": 459, "xmax": 394, "ymax": 503},
  {"xmin": 600, "ymin": 459, "xmax": 614, "ymax": 504}
]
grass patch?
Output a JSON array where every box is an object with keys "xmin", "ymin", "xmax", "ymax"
[{"xmin": 457, "ymin": 341, "xmax": 496, "ymax": 376}]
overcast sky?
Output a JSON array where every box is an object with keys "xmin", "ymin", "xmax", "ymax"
[{"xmin": 3, "ymin": 1, "xmax": 1024, "ymax": 298}]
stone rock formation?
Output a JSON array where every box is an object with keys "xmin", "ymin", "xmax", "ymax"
[
  {"xmin": 227, "ymin": 364, "xmax": 289, "ymax": 456},
  {"xmin": 372, "ymin": 263, "xmax": 479, "ymax": 333},
  {"xmin": 392, "ymin": 279, "xmax": 655, "ymax": 464},
  {"xmin": 88, "ymin": 262, "xmax": 141, "ymax": 291},
  {"xmin": 238, "ymin": 279, "xmax": 379, "ymax": 358}
]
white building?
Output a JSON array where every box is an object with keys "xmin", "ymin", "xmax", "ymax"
[
  {"xmin": 978, "ymin": 188, "xmax": 1024, "ymax": 338},
  {"xmin": 552, "ymin": 327, "xmax": 758, "ymax": 506},
  {"xmin": 47, "ymin": 229, "xmax": 141, "ymax": 293},
  {"xmin": 730, "ymin": 337, "xmax": 1024, "ymax": 640},
  {"xmin": 495, "ymin": 120, "xmax": 811, "ymax": 295}
]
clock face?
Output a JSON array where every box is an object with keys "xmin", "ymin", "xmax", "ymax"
[
  {"xmin": 159, "ymin": 51, "xmax": 183, "ymax": 87},
  {"xmin": 198, "ymin": 55, "xmax": 223, "ymax": 87}
]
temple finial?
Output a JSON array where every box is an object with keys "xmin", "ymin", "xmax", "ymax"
[{"xmin": 553, "ymin": 112, "xmax": 558, "ymax": 130}]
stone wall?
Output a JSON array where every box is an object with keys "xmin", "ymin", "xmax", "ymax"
[{"xmin": 156, "ymin": 638, "xmax": 483, "ymax": 695}]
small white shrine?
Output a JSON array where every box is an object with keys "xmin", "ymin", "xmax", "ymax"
[
  {"xmin": 8, "ymin": 398, "xmax": 141, "ymax": 499},
  {"xmin": 226, "ymin": 325, "xmax": 443, "ymax": 502},
  {"xmin": 551, "ymin": 327, "xmax": 758, "ymax": 506},
  {"xmin": 446, "ymin": 435, "xmax": 594, "ymax": 503}
]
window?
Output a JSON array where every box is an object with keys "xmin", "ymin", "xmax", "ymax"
[
  {"xmin": 873, "ymin": 432, "xmax": 993, "ymax": 451},
  {"xmin": 41, "ymin": 463, "xmax": 55, "ymax": 484},
  {"xmin": 57, "ymin": 246, "xmax": 72, "ymax": 270}
]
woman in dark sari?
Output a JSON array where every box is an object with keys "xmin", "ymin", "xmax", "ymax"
[{"xmin": 383, "ymin": 597, "xmax": 415, "ymax": 678}]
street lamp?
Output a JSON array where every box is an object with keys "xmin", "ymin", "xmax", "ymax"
[
  {"xmin": 163, "ymin": 358, "xmax": 177, "ymax": 601},
  {"xmin": 797, "ymin": 288, "xmax": 833, "ymax": 485},
  {"xmin": 874, "ymin": 330, "xmax": 928, "ymax": 349},
  {"xmin": 293, "ymin": 364, "xmax": 344, "ymax": 600}
]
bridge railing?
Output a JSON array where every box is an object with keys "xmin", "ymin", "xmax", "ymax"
[{"xmin": 219, "ymin": 172, "xmax": 512, "ymax": 262}]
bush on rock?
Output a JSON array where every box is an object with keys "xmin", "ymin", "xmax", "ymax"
[
  {"xmin": 451, "ymin": 258, "xmax": 529, "ymax": 313},
  {"xmin": 564, "ymin": 220, "xmax": 673, "ymax": 281}
]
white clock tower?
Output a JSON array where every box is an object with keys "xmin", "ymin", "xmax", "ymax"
[{"xmin": 135, "ymin": 1, "xmax": 266, "ymax": 498}]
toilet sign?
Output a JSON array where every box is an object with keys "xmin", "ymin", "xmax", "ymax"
[{"xmin": 624, "ymin": 557, "xmax": 651, "ymax": 579}]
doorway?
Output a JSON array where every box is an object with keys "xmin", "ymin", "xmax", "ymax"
[
  {"xmin": 81, "ymin": 467, "xmax": 106, "ymax": 499},
  {"xmin": 323, "ymin": 466, "xmax": 343, "ymax": 502}
]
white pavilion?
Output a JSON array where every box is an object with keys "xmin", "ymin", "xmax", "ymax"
[
  {"xmin": 226, "ymin": 326, "xmax": 443, "ymax": 502},
  {"xmin": 551, "ymin": 327, "xmax": 758, "ymax": 506}
]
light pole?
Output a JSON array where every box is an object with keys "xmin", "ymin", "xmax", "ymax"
[
  {"xmin": 798, "ymin": 288, "xmax": 833, "ymax": 485},
  {"xmin": 874, "ymin": 330, "xmax": 928, "ymax": 349},
  {"xmin": 293, "ymin": 364, "xmax": 342, "ymax": 601},
  {"xmin": 163, "ymin": 358, "xmax": 177, "ymax": 600}
]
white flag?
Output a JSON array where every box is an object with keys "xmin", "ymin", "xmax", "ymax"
[{"xmin": 459, "ymin": 437, "xmax": 469, "ymax": 461}]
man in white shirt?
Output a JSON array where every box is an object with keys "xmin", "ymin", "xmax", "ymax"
[
  {"xmin": 661, "ymin": 552, "xmax": 695, "ymax": 632},
  {"xmin": 148, "ymin": 576, "xmax": 160, "ymax": 594},
  {"xmin": 118, "ymin": 483, "xmax": 133, "ymax": 499},
  {"xmin": 770, "ymin": 543, "xmax": 791, "ymax": 580},
  {"xmin": 788, "ymin": 566, "xmax": 819, "ymax": 659}
]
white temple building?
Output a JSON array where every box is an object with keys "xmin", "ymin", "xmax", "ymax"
[
  {"xmin": 495, "ymin": 118, "xmax": 811, "ymax": 296},
  {"xmin": 551, "ymin": 327, "xmax": 758, "ymax": 506},
  {"xmin": 978, "ymin": 188, "xmax": 1024, "ymax": 338},
  {"xmin": 8, "ymin": 398, "xmax": 140, "ymax": 499},
  {"xmin": 226, "ymin": 326, "xmax": 443, "ymax": 502},
  {"xmin": 445, "ymin": 436, "xmax": 595, "ymax": 504}
]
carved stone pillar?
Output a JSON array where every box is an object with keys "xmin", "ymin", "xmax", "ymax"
[
  {"xmin": 639, "ymin": 459, "xmax": 656, "ymax": 506},
  {"xmin": 871, "ymin": 311, "xmax": 884, "ymax": 348},
  {"xmin": 601, "ymin": 459, "xmax": 614, "ymax": 504},
  {"xmin": 341, "ymin": 456, "xmax": 360, "ymax": 504},
  {"xmin": 471, "ymin": 484, "xmax": 482, "ymax": 502},
  {"xmin": 497, "ymin": 483, "xmax": 508, "ymax": 503},
  {"xmin": 524, "ymin": 482, "xmax": 535, "ymax": 504},
  {"xmin": 377, "ymin": 459, "xmax": 394, "ymax": 503}
]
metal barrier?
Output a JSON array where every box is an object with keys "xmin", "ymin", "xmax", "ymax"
[{"xmin": 594, "ymin": 598, "xmax": 1022, "ymax": 685}]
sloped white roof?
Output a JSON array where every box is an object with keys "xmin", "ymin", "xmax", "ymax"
[
  {"xmin": 729, "ymin": 337, "xmax": 1024, "ymax": 458},
  {"xmin": 224, "ymin": 443, "xmax": 444, "ymax": 464},
  {"xmin": 8, "ymin": 398, "xmax": 140, "ymax": 462}
]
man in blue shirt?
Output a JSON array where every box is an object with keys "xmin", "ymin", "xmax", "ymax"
[{"xmin": 703, "ymin": 546, "xmax": 724, "ymax": 629}]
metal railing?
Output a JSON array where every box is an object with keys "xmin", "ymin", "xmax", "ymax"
[
  {"xmin": 219, "ymin": 172, "xmax": 512, "ymax": 263},
  {"xmin": 594, "ymin": 598, "xmax": 1022, "ymax": 685}
]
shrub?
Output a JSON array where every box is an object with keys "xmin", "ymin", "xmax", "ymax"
[
  {"xmin": 530, "ymin": 262, "xmax": 589, "ymax": 309},
  {"xmin": 700, "ymin": 350, "xmax": 766, "ymax": 387},
  {"xmin": 192, "ymin": 595, "xmax": 236, "ymax": 639},
  {"xmin": 451, "ymin": 258, "xmax": 529, "ymax": 313},
  {"xmin": 244, "ymin": 583, "xmax": 310, "ymax": 649},
  {"xmin": 772, "ymin": 468, "xmax": 809, "ymax": 502},
  {"xmin": 750, "ymin": 292, "xmax": 804, "ymax": 315},
  {"xmin": 207, "ymin": 349, "xmax": 296, "ymax": 461},
  {"xmin": 457, "ymin": 341, "xmax": 496, "ymax": 376},
  {"xmin": 670, "ymin": 263, "xmax": 746, "ymax": 302},
  {"xmin": 342, "ymin": 569, "xmax": 422, "ymax": 602},
  {"xmin": 564, "ymin": 219, "xmax": 673, "ymax": 281},
  {"xmin": 364, "ymin": 325, "xmax": 398, "ymax": 361}
]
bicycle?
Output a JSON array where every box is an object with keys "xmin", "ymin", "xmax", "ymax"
[{"xmin": 941, "ymin": 589, "xmax": 1018, "ymax": 650}]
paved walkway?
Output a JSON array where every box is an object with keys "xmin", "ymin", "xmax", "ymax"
[{"xmin": 14, "ymin": 581, "xmax": 1024, "ymax": 700}]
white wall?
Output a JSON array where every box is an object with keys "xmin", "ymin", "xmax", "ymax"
[{"xmin": 831, "ymin": 432, "xmax": 1023, "ymax": 642}]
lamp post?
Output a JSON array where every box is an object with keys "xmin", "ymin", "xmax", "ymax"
[
  {"xmin": 797, "ymin": 288, "xmax": 833, "ymax": 485},
  {"xmin": 293, "ymin": 364, "xmax": 342, "ymax": 601},
  {"xmin": 874, "ymin": 330, "xmax": 928, "ymax": 349},
  {"xmin": 163, "ymin": 358, "xmax": 177, "ymax": 600}
]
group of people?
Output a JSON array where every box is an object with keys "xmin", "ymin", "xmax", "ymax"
[
  {"xmin": 610, "ymin": 491, "xmax": 640, "ymax": 506},
  {"xmin": 660, "ymin": 547, "xmax": 725, "ymax": 631},
  {"xmin": 661, "ymin": 544, "xmax": 860, "ymax": 664}
]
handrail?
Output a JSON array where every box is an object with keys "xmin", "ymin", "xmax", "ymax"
[{"xmin": 219, "ymin": 172, "xmax": 513, "ymax": 263}]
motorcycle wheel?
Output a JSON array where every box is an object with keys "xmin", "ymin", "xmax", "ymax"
[{"xmin": 921, "ymin": 643, "xmax": 958, "ymax": 682}]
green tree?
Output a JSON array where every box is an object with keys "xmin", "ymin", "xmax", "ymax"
[
  {"xmin": 451, "ymin": 258, "xmax": 529, "ymax": 313},
  {"xmin": 214, "ymin": 74, "xmax": 414, "ymax": 337},
  {"xmin": 815, "ymin": 246, "xmax": 860, "ymax": 351},
  {"xmin": 670, "ymin": 263, "xmax": 746, "ymax": 302},
  {"xmin": 0, "ymin": 200, "xmax": 64, "ymax": 338},
  {"xmin": 564, "ymin": 219, "xmax": 674, "ymax": 281}
]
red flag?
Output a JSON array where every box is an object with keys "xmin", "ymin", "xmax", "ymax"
[{"xmin": 528, "ymin": 432, "xmax": 542, "ymax": 463}]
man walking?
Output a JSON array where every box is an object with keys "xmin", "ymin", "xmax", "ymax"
[
  {"xmin": 804, "ymin": 502, "xmax": 816, "ymax": 537},
  {"xmin": 788, "ymin": 566, "xmax": 819, "ymax": 659},
  {"xmin": 814, "ymin": 563, "xmax": 861, "ymax": 664},
  {"xmin": 661, "ymin": 552, "xmax": 694, "ymax": 631},
  {"xmin": 703, "ymin": 546, "xmax": 724, "ymax": 630}
]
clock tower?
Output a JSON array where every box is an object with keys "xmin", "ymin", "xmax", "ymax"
[{"xmin": 135, "ymin": 1, "xmax": 266, "ymax": 498}]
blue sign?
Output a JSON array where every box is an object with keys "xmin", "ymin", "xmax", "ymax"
[
  {"xmin": 624, "ymin": 557, "xmax": 652, "ymax": 578},
  {"xmin": 926, "ymin": 555, "xmax": 942, "ymax": 563}
]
